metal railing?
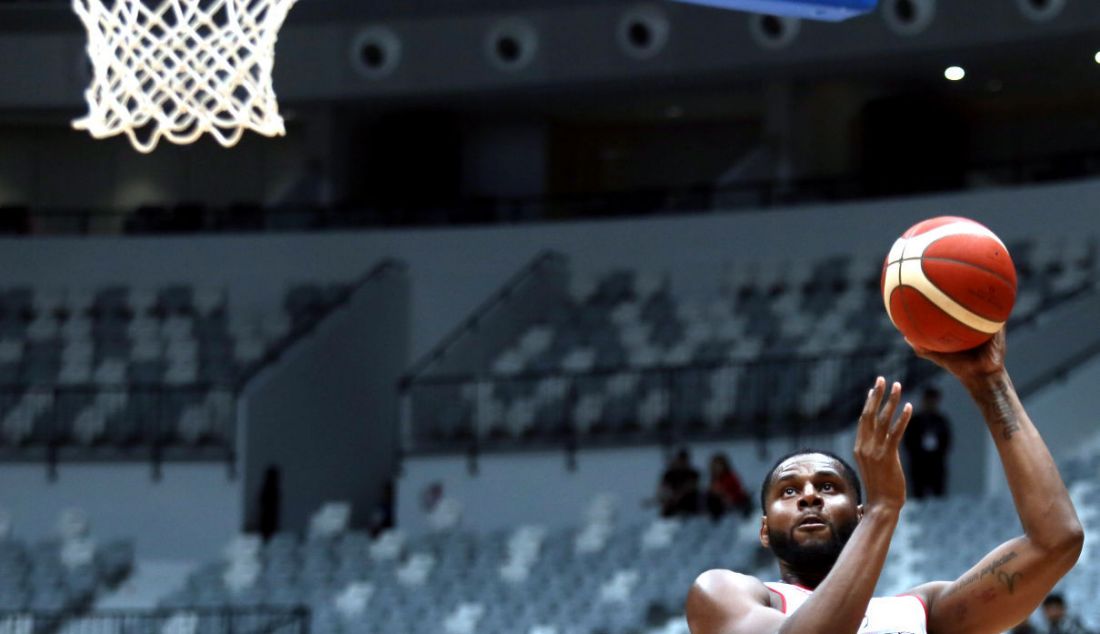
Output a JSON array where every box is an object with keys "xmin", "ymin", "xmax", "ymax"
[
  {"xmin": 0, "ymin": 607, "xmax": 309, "ymax": 634},
  {"xmin": 401, "ymin": 347, "xmax": 935, "ymax": 460},
  {"xmin": 0, "ymin": 383, "xmax": 235, "ymax": 479}
]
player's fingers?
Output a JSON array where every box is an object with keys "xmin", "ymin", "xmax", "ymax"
[
  {"xmin": 889, "ymin": 402, "xmax": 914, "ymax": 444},
  {"xmin": 877, "ymin": 381, "xmax": 901, "ymax": 429},
  {"xmin": 860, "ymin": 377, "xmax": 884, "ymax": 419},
  {"xmin": 857, "ymin": 378, "xmax": 884, "ymax": 443}
]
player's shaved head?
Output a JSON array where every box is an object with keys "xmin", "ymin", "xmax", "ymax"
[{"xmin": 760, "ymin": 449, "xmax": 862, "ymax": 514}]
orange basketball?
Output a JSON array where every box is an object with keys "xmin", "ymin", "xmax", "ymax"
[{"xmin": 881, "ymin": 216, "xmax": 1017, "ymax": 353}]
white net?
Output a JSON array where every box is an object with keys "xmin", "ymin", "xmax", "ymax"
[{"xmin": 72, "ymin": 0, "xmax": 297, "ymax": 153}]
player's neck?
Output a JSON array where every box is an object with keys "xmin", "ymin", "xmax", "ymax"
[{"xmin": 778, "ymin": 562, "xmax": 828, "ymax": 590}]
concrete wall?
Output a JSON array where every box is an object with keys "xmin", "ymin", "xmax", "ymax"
[
  {"xmin": 0, "ymin": 462, "xmax": 239, "ymax": 560},
  {"xmin": 978, "ymin": 293, "xmax": 1100, "ymax": 496},
  {"xmin": 1026, "ymin": 353, "xmax": 1100, "ymax": 465},
  {"xmin": 241, "ymin": 263, "xmax": 410, "ymax": 534}
]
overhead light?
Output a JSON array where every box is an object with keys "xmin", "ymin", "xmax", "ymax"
[
  {"xmin": 1094, "ymin": 51, "xmax": 1100, "ymax": 64},
  {"xmin": 944, "ymin": 66, "xmax": 965, "ymax": 81}
]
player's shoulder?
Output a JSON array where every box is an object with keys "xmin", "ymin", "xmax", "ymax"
[
  {"xmin": 686, "ymin": 570, "xmax": 773, "ymax": 634},
  {"xmin": 688, "ymin": 569, "xmax": 771, "ymax": 610}
]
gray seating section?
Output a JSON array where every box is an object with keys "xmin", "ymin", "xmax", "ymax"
[
  {"xmin": 0, "ymin": 538, "xmax": 133, "ymax": 612},
  {"xmin": 164, "ymin": 513, "xmax": 754, "ymax": 634},
  {"xmin": 0, "ymin": 282, "xmax": 351, "ymax": 451},
  {"xmin": 414, "ymin": 235, "xmax": 1098, "ymax": 448},
  {"xmin": 166, "ymin": 466, "xmax": 1100, "ymax": 634}
]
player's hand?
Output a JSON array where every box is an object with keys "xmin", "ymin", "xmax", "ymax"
[
  {"xmin": 906, "ymin": 328, "xmax": 1007, "ymax": 385},
  {"xmin": 853, "ymin": 377, "xmax": 912, "ymax": 513}
]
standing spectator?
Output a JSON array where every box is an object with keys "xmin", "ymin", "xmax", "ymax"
[
  {"xmin": 1040, "ymin": 594, "xmax": 1093, "ymax": 634},
  {"xmin": 368, "ymin": 479, "xmax": 396, "ymax": 538},
  {"xmin": 705, "ymin": 452, "xmax": 751, "ymax": 520},
  {"xmin": 656, "ymin": 448, "xmax": 701, "ymax": 517},
  {"xmin": 257, "ymin": 464, "xmax": 282, "ymax": 541},
  {"xmin": 903, "ymin": 386, "xmax": 953, "ymax": 498}
]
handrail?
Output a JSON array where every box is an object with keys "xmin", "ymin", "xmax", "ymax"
[
  {"xmin": 235, "ymin": 258, "xmax": 406, "ymax": 390},
  {"xmin": 0, "ymin": 606, "xmax": 311, "ymax": 633},
  {"xmin": 400, "ymin": 346, "xmax": 935, "ymax": 457},
  {"xmin": 0, "ymin": 607, "xmax": 310, "ymax": 618},
  {"xmin": 404, "ymin": 346, "xmax": 901, "ymax": 387},
  {"xmin": 401, "ymin": 250, "xmax": 565, "ymax": 384}
]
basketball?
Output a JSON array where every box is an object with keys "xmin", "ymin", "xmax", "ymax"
[{"xmin": 881, "ymin": 216, "xmax": 1017, "ymax": 353}]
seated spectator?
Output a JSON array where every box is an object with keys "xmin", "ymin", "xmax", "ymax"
[
  {"xmin": 656, "ymin": 448, "xmax": 700, "ymax": 517},
  {"xmin": 1012, "ymin": 618, "xmax": 1039, "ymax": 634},
  {"xmin": 1040, "ymin": 594, "xmax": 1093, "ymax": 634},
  {"xmin": 704, "ymin": 452, "xmax": 751, "ymax": 520}
]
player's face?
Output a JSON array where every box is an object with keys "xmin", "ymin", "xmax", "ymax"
[{"xmin": 760, "ymin": 454, "xmax": 861, "ymax": 570}]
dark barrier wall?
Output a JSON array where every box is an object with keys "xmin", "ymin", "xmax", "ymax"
[{"xmin": 241, "ymin": 262, "xmax": 410, "ymax": 534}]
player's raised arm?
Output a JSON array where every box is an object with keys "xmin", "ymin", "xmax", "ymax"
[
  {"xmin": 686, "ymin": 378, "xmax": 913, "ymax": 634},
  {"xmin": 907, "ymin": 330, "xmax": 1084, "ymax": 634}
]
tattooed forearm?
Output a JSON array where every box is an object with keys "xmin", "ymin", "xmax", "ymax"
[
  {"xmin": 973, "ymin": 376, "xmax": 1020, "ymax": 440},
  {"xmin": 948, "ymin": 573, "xmax": 979, "ymax": 595},
  {"xmin": 945, "ymin": 552, "xmax": 1019, "ymax": 596},
  {"xmin": 977, "ymin": 551, "xmax": 1018, "ymax": 583}
]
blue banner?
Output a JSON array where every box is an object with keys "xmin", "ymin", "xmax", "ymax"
[{"xmin": 670, "ymin": 0, "xmax": 877, "ymax": 22}]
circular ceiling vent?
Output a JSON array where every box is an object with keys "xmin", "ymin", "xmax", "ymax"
[
  {"xmin": 749, "ymin": 14, "xmax": 801, "ymax": 50},
  {"xmin": 1016, "ymin": 0, "xmax": 1066, "ymax": 22},
  {"xmin": 883, "ymin": 0, "xmax": 936, "ymax": 36},
  {"xmin": 617, "ymin": 4, "xmax": 671, "ymax": 60},
  {"xmin": 485, "ymin": 18, "xmax": 539, "ymax": 72},
  {"xmin": 350, "ymin": 27, "xmax": 402, "ymax": 79}
]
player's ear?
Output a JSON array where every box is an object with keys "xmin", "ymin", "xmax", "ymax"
[{"xmin": 759, "ymin": 515, "xmax": 770, "ymax": 548}]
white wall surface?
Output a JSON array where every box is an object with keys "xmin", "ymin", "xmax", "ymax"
[{"xmin": 0, "ymin": 463, "xmax": 240, "ymax": 560}]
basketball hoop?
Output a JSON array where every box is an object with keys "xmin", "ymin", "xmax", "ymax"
[{"xmin": 72, "ymin": 0, "xmax": 297, "ymax": 153}]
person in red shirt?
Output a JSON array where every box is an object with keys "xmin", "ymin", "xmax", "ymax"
[{"xmin": 706, "ymin": 452, "xmax": 751, "ymax": 519}]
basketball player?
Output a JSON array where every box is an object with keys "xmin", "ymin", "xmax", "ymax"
[{"xmin": 686, "ymin": 330, "xmax": 1084, "ymax": 634}]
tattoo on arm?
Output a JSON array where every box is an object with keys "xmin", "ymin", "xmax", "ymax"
[
  {"xmin": 996, "ymin": 570, "xmax": 1022, "ymax": 593},
  {"xmin": 975, "ymin": 377, "xmax": 1020, "ymax": 440},
  {"xmin": 945, "ymin": 552, "xmax": 1020, "ymax": 596}
]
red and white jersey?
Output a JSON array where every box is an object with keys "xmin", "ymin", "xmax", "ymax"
[{"xmin": 764, "ymin": 582, "xmax": 928, "ymax": 634}]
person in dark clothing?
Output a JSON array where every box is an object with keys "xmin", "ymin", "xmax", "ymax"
[
  {"xmin": 903, "ymin": 386, "xmax": 953, "ymax": 498},
  {"xmin": 1013, "ymin": 621, "xmax": 1040, "ymax": 634},
  {"xmin": 258, "ymin": 465, "xmax": 282, "ymax": 541},
  {"xmin": 705, "ymin": 452, "xmax": 751, "ymax": 520},
  {"xmin": 1041, "ymin": 594, "xmax": 1093, "ymax": 634},
  {"xmin": 657, "ymin": 448, "xmax": 701, "ymax": 517}
]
